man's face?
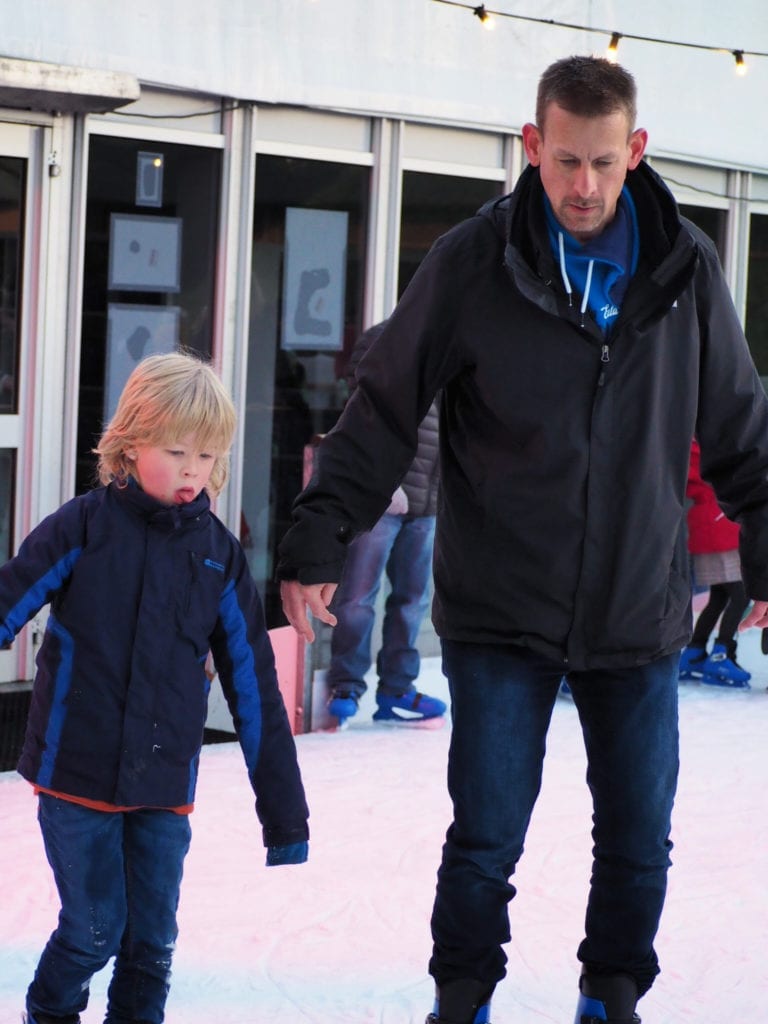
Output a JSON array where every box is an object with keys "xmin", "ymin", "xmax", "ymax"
[{"xmin": 522, "ymin": 102, "xmax": 647, "ymax": 242}]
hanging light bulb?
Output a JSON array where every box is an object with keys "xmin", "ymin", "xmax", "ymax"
[
  {"xmin": 607, "ymin": 32, "xmax": 621, "ymax": 61},
  {"xmin": 473, "ymin": 5, "xmax": 495, "ymax": 30},
  {"xmin": 733, "ymin": 49, "xmax": 747, "ymax": 75}
]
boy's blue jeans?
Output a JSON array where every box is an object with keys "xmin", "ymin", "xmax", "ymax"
[
  {"xmin": 27, "ymin": 794, "xmax": 192, "ymax": 1024},
  {"xmin": 430, "ymin": 640, "xmax": 679, "ymax": 998},
  {"xmin": 328, "ymin": 512, "xmax": 435, "ymax": 696}
]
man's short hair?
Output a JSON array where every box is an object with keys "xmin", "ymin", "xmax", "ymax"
[{"xmin": 536, "ymin": 55, "xmax": 637, "ymax": 134}]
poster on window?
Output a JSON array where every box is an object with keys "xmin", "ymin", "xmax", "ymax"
[
  {"xmin": 281, "ymin": 207, "xmax": 347, "ymax": 351},
  {"xmin": 108, "ymin": 213, "xmax": 182, "ymax": 292},
  {"xmin": 104, "ymin": 304, "xmax": 180, "ymax": 423}
]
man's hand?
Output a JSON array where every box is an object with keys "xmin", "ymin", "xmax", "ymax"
[
  {"xmin": 739, "ymin": 599, "xmax": 768, "ymax": 631},
  {"xmin": 280, "ymin": 580, "xmax": 338, "ymax": 643}
]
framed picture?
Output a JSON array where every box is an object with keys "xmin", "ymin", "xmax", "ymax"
[
  {"xmin": 108, "ymin": 213, "xmax": 182, "ymax": 292},
  {"xmin": 104, "ymin": 303, "xmax": 180, "ymax": 423},
  {"xmin": 281, "ymin": 207, "xmax": 348, "ymax": 351}
]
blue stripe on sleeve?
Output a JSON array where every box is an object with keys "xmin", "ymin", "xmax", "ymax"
[
  {"xmin": 37, "ymin": 614, "xmax": 75, "ymax": 788},
  {"xmin": 218, "ymin": 580, "xmax": 263, "ymax": 774},
  {"xmin": 0, "ymin": 547, "xmax": 82, "ymax": 646}
]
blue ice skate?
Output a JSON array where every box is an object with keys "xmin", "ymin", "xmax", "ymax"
[
  {"xmin": 700, "ymin": 643, "xmax": 751, "ymax": 688},
  {"xmin": 678, "ymin": 644, "xmax": 707, "ymax": 681},
  {"xmin": 574, "ymin": 972, "xmax": 640, "ymax": 1023},
  {"xmin": 373, "ymin": 689, "xmax": 446, "ymax": 723},
  {"xmin": 327, "ymin": 689, "xmax": 360, "ymax": 726},
  {"xmin": 426, "ymin": 978, "xmax": 493, "ymax": 1023}
]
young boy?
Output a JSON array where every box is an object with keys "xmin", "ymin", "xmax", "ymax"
[{"xmin": 1, "ymin": 352, "xmax": 309, "ymax": 1024}]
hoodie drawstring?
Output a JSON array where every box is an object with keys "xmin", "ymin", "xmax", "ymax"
[{"xmin": 557, "ymin": 230, "xmax": 594, "ymax": 326}]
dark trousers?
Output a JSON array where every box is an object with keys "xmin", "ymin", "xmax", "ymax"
[
  {"xmin": 429, "ymin": 641, "xmax": 679, "ymax": 998},
  {"xmin": 27, "ymin": 794, "xmax": 192, "ymax": 1024}
]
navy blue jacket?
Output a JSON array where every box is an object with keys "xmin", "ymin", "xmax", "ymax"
[
  {"xmin": 277, "ymin": 161, "xmax": 768, "ymax": 671},
  {"xmin": 3, "ymin": 481, "xmax": 308, "ymax": 848}
]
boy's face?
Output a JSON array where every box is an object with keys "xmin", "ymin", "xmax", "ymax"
[{"xmin": 128, "ymin": 433, "xmax": 217, "ymax": 505}]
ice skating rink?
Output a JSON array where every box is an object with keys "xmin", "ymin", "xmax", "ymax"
[{"xmin": 1, "ymin": 632, "xmax": 767, "ymax": 1024}]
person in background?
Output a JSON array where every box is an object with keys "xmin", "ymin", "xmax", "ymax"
[
  {"xmin": 277, "ymin": 56, "xmax": 768, "ymax": 1024},
  {"xmin": 679, "ymin": 438, "xmax": 751, "ymax": 687},
  {"xmin": 327, "ymin": 321, "xmax": 445, "ymax": 726},
  {"xmin": 4, "ymin": 352, "xmax": 309, "ymax": 1024}
]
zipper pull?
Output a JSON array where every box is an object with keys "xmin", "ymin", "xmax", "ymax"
[{"xmin": 601, "ymin": 344, "xmax": 610, "ymax": 363}]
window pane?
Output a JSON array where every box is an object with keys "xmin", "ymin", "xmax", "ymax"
[
  {"xmin": 679, "ymin": 204, "xmax": 727, "ymax": 263},
  {"xmin": 243, "ymin": 155, "xmax": 369, "ymax": 627},
  {"xmin": 746, "ymin": 212, "xmax": 768, "ymax": 380},
  {"xmin": 399, "ymin": 172, "xmax": 504, "ymax": 296},
  {"xmin": 0, "ymin": 157, "xmax": 24, "ymax": 414},
  {"xmin": 76, "ymin": 136, "xmax": 221, "ymax": 493}
]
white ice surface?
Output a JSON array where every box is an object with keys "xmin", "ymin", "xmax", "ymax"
[{"xmin": 2, "ymin": 627, "xmax": 767, "ymax": 1023}]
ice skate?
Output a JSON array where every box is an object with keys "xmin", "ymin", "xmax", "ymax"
[
  {"xmin": 574, "ymin": 972, "xmax": 640, "ymax": 1023},
  {"xmin": 678, "ymin": 644, "xmax": 707, "ymax": 681},
  {"xmin": 373, "ymin": 689, "xmax": 447, "ymax": 724},
  {"xmin": 327, "ymin": 689, "xmax": 360, "ymax": 726},
  {"xmin": 700, "ymin": 642, "xmax": 751, "ymax": 688},
  {"xmin": 425, "ymin": 978, "xmax": 493, "ymax": 1024}
]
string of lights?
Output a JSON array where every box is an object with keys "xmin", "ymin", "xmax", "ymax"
[{"xmin": 431, "ymin": 0, "xmax": 768, "ymax": 75}]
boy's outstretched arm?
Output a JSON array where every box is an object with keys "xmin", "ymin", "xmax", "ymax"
[{"xmin": 280, "ymin": 580, "xmax": 338, "ymax": 643}]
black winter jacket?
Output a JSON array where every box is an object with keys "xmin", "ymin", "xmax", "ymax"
[
  {"xmin": 4, "ymin": 482, "xmax": 309, "ymax": 847},
  {"xmin": 348, "ymin": 322, "xmax": 440, "ymax": 517},
  {"xmin": 278, "ymin": 162, "xmax": 768, "ymax": 671}
]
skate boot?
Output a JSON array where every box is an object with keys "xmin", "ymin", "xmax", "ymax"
[
  {"xmin": 327, "ymin": 689, "xmax": 360, "ymax": 725},
  {"xmin": 678, "ymin": 644, "xmax": 707, "ymax": 681},
  {"xmin": 425, "ymin": 978, "xmax": 493, "ymax": 1024},
  {"xmin": 701, "ymin": 641, "xmax": 751, "ymax": 688},
  {"xmin": 574, "ymin": 972, "xmax": 640, "ymax": 1023},
  {"xmin": 373, "ymin": 689, "xmax": 447, "ymax": 723}
]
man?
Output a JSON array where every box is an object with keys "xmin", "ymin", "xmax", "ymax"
[
  {"xmin": 327, "ymin": 321, "xmax": 445, "ymax": 727},
  {"xmin": 277, "ymin": 56, "xmax": 768, "ymax": 1024}
]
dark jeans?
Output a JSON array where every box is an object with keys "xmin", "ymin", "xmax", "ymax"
[
  {"xmin": 327, "ymin": 512, "xmax": 435, "ymax": 696},
  {"xmin": 27, "ymin": 794, "xmax": 192, "ymax": 1024},
  {"xmin": 430, "ymin": 641, "xmax": 679, "ymax": 998}
]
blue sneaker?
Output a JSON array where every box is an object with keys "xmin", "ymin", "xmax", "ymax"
[
  {"xmin": 701, "ymin": 643, "xmax": 751, "ymax": 688},
  {"xmin": 678, "ymin": 645, "xmax": 707, "ymax": 680},
  {"xmin": 426, "ymin": 979, "xmax": 493, "ymax": 1023},
  {"xmin": 373, "ymin": 690, "xmax": 447, "ymax": 722},
  {"xmin": 574, "ymin": 972, "xmax": 640, "ymax": 1023},
  {"xmin": 327, "ymin": 690, "xmax": 360, "ymax": 725}
]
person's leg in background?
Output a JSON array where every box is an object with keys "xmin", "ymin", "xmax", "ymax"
[
  {"xmin": 326, "ymin": 514, "xmax": 401, "ymax": 723},
  {"xmin": 701, "ymin": 579, "xmax": 751, "ymax": 687},
  {"xmin": 373, "ymin": 514, "xmax": 446, "ymax": 722}
]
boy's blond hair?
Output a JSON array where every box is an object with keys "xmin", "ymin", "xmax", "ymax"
[{"xmin": 95, "ymin": 352, "xmax": 237, "ymax": 497}]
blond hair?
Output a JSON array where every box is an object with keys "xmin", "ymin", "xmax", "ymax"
[{"xmin": 95, "ymin": 352, "xmax": 237, "ymax": 496}]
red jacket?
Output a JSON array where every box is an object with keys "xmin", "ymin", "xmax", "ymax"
[{"xmin": 686, "ymin": 440, "xmax": 740, "ymax": 554}]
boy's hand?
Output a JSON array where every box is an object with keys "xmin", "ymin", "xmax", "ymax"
[
  {"xmin": 739, "ymin": 599, "xmax": 768, "ymax": 631},
  {"xmin": 280, "ymin": 580, "xmax": 338, "ymax": 643}
]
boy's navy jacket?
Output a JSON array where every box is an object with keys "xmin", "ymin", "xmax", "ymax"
[
  {"xmin": 277, "ymin": 161, "xmax": 768, "ymax": 671},
  {"xmin": 1, "ymin": 480, "xmax": 309, "ymax": 849}
]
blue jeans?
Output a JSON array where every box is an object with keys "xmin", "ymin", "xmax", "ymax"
[
  {"xmin": 328, "ymin": 513, "xmax": 436, "ymax": 696},
  {"xmin": 430, "ymin": 641, "xmax": 679, "ymax": 998},
  {"xmin": 28, "ymin": 794, "xmax": 192, "ymax": 1024}
]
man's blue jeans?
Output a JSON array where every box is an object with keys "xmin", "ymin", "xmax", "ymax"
[
  {"xmin": 430, "ymin": 641, "xmax": 679, "ymax": 998},
  {"xmin": 328, "ymin": 512, "xmax": 436, "ymax": 696},
  {"xmin": 27, "ymin": 794, "xmax": 192, "ymax": 1024}
]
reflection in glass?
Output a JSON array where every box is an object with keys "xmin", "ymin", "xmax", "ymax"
[
  {"xmin": 746, "ymin": 213, "xmax": 768, "ymax": 381},
  {"xmin": 0, "ymin": 157, "xmax": 24, "ymax": 414},
  {"xmin": 0, "ymin": 449, "xmax": 15, "ymax": 561},
  {"xmin": 243, "ymin": 155, "xmax": 369, "ymax": 627}
]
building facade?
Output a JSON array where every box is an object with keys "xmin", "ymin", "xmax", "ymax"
[{"xmin": 0, "ymin": 0, "xmax": 766, "ymax": 724}]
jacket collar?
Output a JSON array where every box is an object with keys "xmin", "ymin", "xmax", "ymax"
[{"xmin": 110, "ymin": 476, "xmax": 210, "ymax": 527}]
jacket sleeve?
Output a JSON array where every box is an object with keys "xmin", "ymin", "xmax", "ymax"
[
  {"xmin": 0, "ymin": 497, "xmax": 85, "ymax": 646},
  {"xmin": 276, "ymin": 221, "xmax": 474, "ymax": 582},
  {"xmin": 210, "ymin": 543, "xmax": 309, "ymax": 848},
  {"xmin": 693, "ymin": 243, "xmax": 768, "ymax": 599}
]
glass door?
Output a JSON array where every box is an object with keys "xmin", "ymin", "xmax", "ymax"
[{"xmin": 0, "ymin": 124, "xmax": 34, "ymax": 683}]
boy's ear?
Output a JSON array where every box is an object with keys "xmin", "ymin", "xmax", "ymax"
[{"xmin": 126, "ymin": 449, "xmax": 137, "ymax": 461}]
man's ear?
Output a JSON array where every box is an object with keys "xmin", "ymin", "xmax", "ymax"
[
  {"xmin": 627, "ymin": 128, "xmax": 648, "ymax": 170},
  {"xmin": 522, "ymin": 123, "xmax": 542, "ymax": 166}
]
